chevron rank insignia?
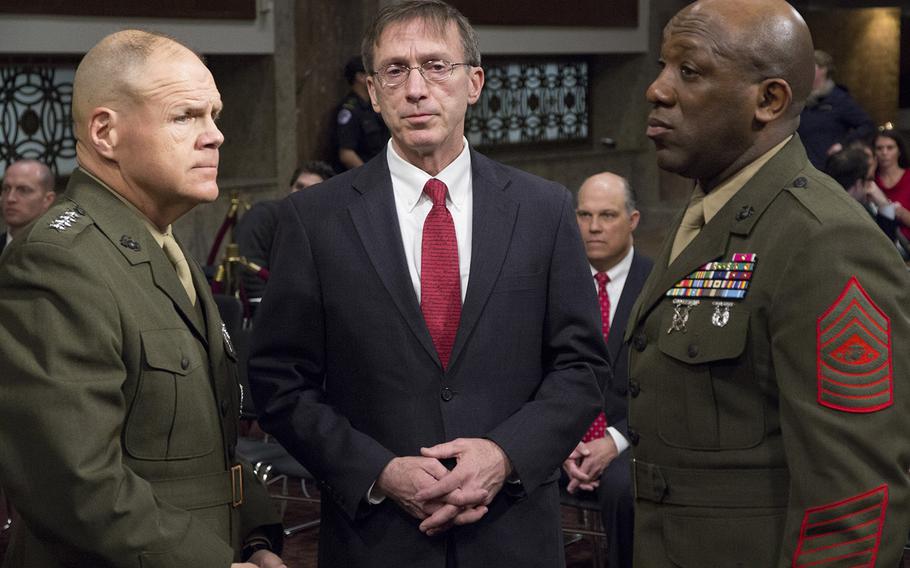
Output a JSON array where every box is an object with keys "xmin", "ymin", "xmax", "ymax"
[
  {"xmin": 792, "ymin": 485, "xmax": 887, "ymax": 567},
  {"xmin": 666, "ymin": 252, "xmax": 756, "ymax": 299},
  {"xmin": 817, "ymin": 277, "xmax": 893, "ymax": 413}
]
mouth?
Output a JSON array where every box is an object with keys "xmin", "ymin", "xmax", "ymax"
[
  {"xmin": 404, "ymin": 113, "xmax": 435, "ymax": 125},
  {"xmin": 646, "ymin": 117, "xmax": 672, "ymax": 139}
]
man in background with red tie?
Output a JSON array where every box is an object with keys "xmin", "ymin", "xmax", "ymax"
[
  {"xmin": 563, "ymin": 172, "xmax": 652, "ymax": 568},
  {"xmin": 248, "ymin": 1, "xmax": 609, "ymax": 567}
]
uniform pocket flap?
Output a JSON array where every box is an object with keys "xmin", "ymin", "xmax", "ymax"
[
  {"xmin": 658, "ymin": 304, "xmax": 749, "ymax": 364},
  {"xmin": 141, "ymin": 329, "xmax": 202, "ymax": 375},
  {"xmin": 664, "ymin": 510, "xmax": 784, "ymax": 567}
]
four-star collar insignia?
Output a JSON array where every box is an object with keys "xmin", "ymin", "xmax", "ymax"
[{"xmin": 48, "ymin": 206, "xmax": 85, "ymax": 232}]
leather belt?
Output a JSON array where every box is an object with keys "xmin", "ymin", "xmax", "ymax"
[
  {"xmin": 149, "ymin": 464, "xmax": 244, "ymax": 510},
  {"xmin": 633, "ymin": 459, "xmax": 789, "ymax": 508}
]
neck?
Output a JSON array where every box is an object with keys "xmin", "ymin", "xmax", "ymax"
[
  {"xmin": 77, "ymin": 159, "xmax": 180, "ymax": 231},
  {"xmin": 7, "ymin": 225, "xmax": 23, "ymax": 239},
  {"xmin": 591, "ymin": 243, "xmax": 631, "ymax": 273},
  {"xmin": 392, "ymin": 136, "xmax": 464, "ymax": 177}
]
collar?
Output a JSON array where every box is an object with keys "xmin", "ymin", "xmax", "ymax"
[
  {"xmin": 83, "ymin": 167, "xmax": 173, "ymax": 246},
  {"xmin": 387, "ymin": 138, "xmax": 472, "ymax": 213},
  {"xmin": 702, "ymin": 135, "xmax": 792, "ymax": 223},
  {"xmin": 590, "ymin": 245, "xmax": 634, "ymax": 282}
]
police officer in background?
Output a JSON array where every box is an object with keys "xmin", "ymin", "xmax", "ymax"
[
  {"xmin": 629, "ymin": 0, "xmax": 910, "ymax": 565},
  {"xmin": 334, "ymin": 55, "xmax": 390, "ymax": 171}
]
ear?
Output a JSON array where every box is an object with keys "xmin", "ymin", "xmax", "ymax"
[
  {"xmin": 366, "ymin": 75, "xmax": 382, "ymax": 113},
  {"xmin": 88, "ymin": 107, "xmax": 118, "ymax": 160},
  {"xmin": 629, "ymin": 209, "xmax": 641, "ymax": 232},
  {"xmin": 754, "ymin": 78, "xmax": 792, "ymax": 124},
  {"xmin": 466, "ymin": 66, "xmax": 484, "ymax": 105}
]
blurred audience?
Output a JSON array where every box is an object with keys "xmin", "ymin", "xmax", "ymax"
[
  {"xmin": 333, "ymin": 56, "xmax": 390, "ymax": 171},
  {"xmin": 873, "ymin": 129, "xmax": 910, "ymax": 241},
  {"xmin": 235, "ymin": 161, "xmax": 335, "ymax": 305},
  {"xmin": 1, "ymin": 159, "xmax": 56, "ymax": 256},
  {"xmin": 798, "ymin": 50, "xmax": 874, "ymax": 169}
]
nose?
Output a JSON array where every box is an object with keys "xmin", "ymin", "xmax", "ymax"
[
  {"xmin": 646, "ymin": 68, "xmax": 674, "ymax": 106},
  {"xmin": 200, "ymin": 115, "xmax": 224, "ymax": 150},
  {"xmin": 404, "ymin": 66, "xmax": 429, "ymax": 102},
  {"xmin": 589, "ymin": 216, "xmax": 603, "ymax": 232}
]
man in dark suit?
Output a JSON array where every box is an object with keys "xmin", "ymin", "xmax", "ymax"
[
  {"xmin": 248, "ymin": 1, "xmax": 609, "ymax": 566},
  {"xmin": 0, "ymin": 30, "xmax": 283, "ymax": 567},
  {"xmin": 629, "ymin": 0, "xmax": 910, "ymax": 565},
  {"xmin": 563, "ymin": 172, "xmax": 652, "ymax": 568},
  {"xmin": 0, "ymin": 159, "xmax": 56, "ymax": 257}
]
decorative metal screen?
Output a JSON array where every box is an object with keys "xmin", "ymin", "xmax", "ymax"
[
  {"xmin": 466, "ymin": 59, "xmax": 588, "ymax": 147},
  {"xmin": 0, "ymin": 65, "xmax": 77, "ymax": 177}
]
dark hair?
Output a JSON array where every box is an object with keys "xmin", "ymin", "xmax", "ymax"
[
  {"xmin": 344, "ymin": 55, "xmax": 365, "ymax": 84},
  {"xmin": 825, "ymin": 148, "xmax": 868, "ymax": 190},
  {"xmin": 361, "ymin": 0, "xmax": 481, "ymax": 74},
  {"xmin": 289, "ymin": 161, "xmax": 336, "ymax": 187},
  {"xmin": 876, "ymin": 129, "xmax": 910, "ymax": 169}
]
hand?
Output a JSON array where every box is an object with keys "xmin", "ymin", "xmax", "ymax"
[
  {"xmin": 376, "ymin": 456, "xmax": 485, "ymax": 522},
  {"xmin": 416, "ymin": 438, "xmax": 510, "ymax": 535},
  {"xmin": 864, "ymin": 181, "xmax": 891, "ymax": 208},
  {"xmin": 826, "ymin": 142, "xmax": 843, "ymax": 156},
  {"xmin": 564, "ymin": 437, "xmax": 618, "ymax": 493},
  {"xmin": 248, "ymin": 549, "xmax": 288, "ymax": 568}
]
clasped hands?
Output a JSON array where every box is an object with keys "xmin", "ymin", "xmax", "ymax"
[
  {"xmin": 376, "ymin": 438, "xmax": 511, "ymax": 536},
  {"xmin": 562, "ymin": 436, "xmax": 618, "ymax": 493}
]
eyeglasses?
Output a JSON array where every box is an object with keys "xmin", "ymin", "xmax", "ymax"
[{"xmin": 373, "ymin": 60, "xmax": 471, "ymax": 88}]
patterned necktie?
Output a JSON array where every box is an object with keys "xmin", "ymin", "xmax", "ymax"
[
  {"xmin": 582, "ymin": 272, "xmax": 611, "ymax": 443},
  {"xmin": 162, "ymin": 233, "xmax": 197, "ymax": 306},
  {"xmin": 669, "ymin": 186, "xmax": 706, "ymax": 263},
  {"xmin": 420, "ymin": 178, "xmax": 461, "ymax": 369}
]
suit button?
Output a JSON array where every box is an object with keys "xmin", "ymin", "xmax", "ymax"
[
  {"xmin": 687, "ymin": 344, "xmax": 699, "ymax": 358},
  {"xmin": 629, "ymin": 381, "xmax": 640, "ymax": 397},
  {"xmin": 221, "ymin": 400, "xmax": 229, "ymax": 417},
  {"xmin": 180, "ymin": 357, "xmax": 190, "ymax": 370},
  {"xmin": 627, "ymin": 428, "xmax": 640, "ymax": 446},
  {"xmin": 441, "ymin": 387, "xmax": 454, "ymax": 402},
  {"xmin": 632, "ymin": 334, "xmax": 647, "ymax": 352}
]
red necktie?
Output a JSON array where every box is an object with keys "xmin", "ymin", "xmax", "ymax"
[
  {"xmin": 420, "ymin": 178, "xmax": 461, "ymax": 369},
  {"xmin": 582, "ymin": 272, "xmax": 610, "ymax": 443}
]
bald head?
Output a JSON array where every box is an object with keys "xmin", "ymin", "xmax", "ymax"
[
  {"xmin": 73, "ymin": 30, "xmax": 200, "ymax": 140},
  {"xmin": 576, "ymin": 172, "xmax": 639, "ymax": 272},
  {"xmin": 672, "ymin": 0, "xmax": 815, "ymax": 114},
  {"xmin": 578, "ymin": 172, "xmax": 635, "ymax": 215}
]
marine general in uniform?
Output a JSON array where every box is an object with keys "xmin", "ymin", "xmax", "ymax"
[
  {"xmin": 628, "ymin": 0, "xmax": 910, "ymax": 566},
  {"xmin": 0, "ymin": 31, "xmax": 284, "ymax": 567}
]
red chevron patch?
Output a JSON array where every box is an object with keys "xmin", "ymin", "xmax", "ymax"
[
  {"xmin": 792, "ymin": 485, "xmax": 887, "ymax": 567},
  {"xmin": 816, "ymin": 277, "xmax": 893, "ymax": 413}
]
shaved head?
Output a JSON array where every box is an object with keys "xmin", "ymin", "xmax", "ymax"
[
  {"xmin": 670, "ymin": 0, "xmax": 815, "ymax": 116},
  {"xmin": 73, "ymin": 30, "xmax": 200, "ymax": 140}
]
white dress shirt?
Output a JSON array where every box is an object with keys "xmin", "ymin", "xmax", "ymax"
[
  {"xmin": 590, "ymin": 245, "xmax": 635, "ymax": 455},
  {"xmin": 388, "ymin": 139, "xmax": 473, "ymax": 303}
]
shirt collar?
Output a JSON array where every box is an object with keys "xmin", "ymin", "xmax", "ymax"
[
  {"xmin": 387, "ymin": 138, "xmax": 472, "ymax": 213},
  {"xmin": 590, "ymin": 245, "xmax": 634, "ymax": 282},
  {"xmin": 82, "ymin": 167, "xmax": 172, "ymax": 246},
  {"xmin": 701, "ymin": 135, "xmax": 792, "ymax": 223}
]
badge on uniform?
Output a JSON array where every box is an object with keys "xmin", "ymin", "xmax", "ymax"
[
  {"xmin": 337, "ymin": 108, "xmax": 353, "ymax": 125},
  {"xmin": 48, "ymin": 207, "xmax": 85, "ymax": 232},
  {"xmin": 665, "ymin": 253, "xmax": 757, "ymax": 332}
]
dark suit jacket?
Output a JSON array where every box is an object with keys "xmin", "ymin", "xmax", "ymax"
[
  {"xmin": 603, "ymin": 251, "xmax": 653, "ymax": 435},
  {"xmin": 250, "ymin": 149, "xmax": 609, "ymax": 567},
  {"xmin": 0, "ymin": 232, "xmax": 7, "ymax": 256},
  {"xmin": 0, "ymin": 170, "xmax": 280, "ymax": 567},
  {"xmin": 626, "ymin": 136, "xmax": 910, "ymax": 567}
]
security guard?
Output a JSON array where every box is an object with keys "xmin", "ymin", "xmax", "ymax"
[
  {"xmin": 334, "ymin": 56, "xmax": 390, "ymax": 170},
  {"xmin": 629, "ymin": 1, "xmax": 910, "ymax": 566},
  {"xmin": 0, "ymin": 30, "xmax": 283, "ymax": 567}
]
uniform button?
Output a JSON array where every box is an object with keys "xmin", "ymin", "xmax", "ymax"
[
  {"xmin": 441, "ymin": 387, "xmax": 454, "ymax": 402},
  {"xmin": 180, "ymin": 357, "xmax": 190, "ymax": 370},
  {"xmin": 627, "ymin": 428, "xmax": 640, "ymax": 446},
  {"xmin": 687, "ymin": 344, "xmax": 699, "ymax": 358},
  {"xmin": 629, "ymin": 380, "xmax": 641, "ymax": 397},
  {"xmin": 632, "ymin": 334, "xmax": 647, "ymax": 352},
  {"xmin": 221, "ymin": 400, "xmax": 229, "ymax": 417}
]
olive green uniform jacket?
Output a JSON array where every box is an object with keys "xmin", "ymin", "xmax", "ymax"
[
  {"xmin": 626, "ymin": 137, "xmax": 910, "ymax": 567},
  {"xmin": 0, "ymin": 170, "xmax": 280, "ymax": 567}
]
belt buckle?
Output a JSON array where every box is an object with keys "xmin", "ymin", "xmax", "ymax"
[{"xmin": 231, "ymin": 464, "xmax": 244, "ymax": 508}]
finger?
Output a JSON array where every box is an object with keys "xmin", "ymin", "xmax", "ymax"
[
  {"xmin": 453, "ymin": 505, "xmax": 488, "ymax": 526},
  {"xmin": 419, "ymin": 503, "xmax": 461, "ymax": 533},
  {"xmin": 419, "ymin": 457, "xmax": 451, "ymax": 480},
  {"xmin": 443, "ymin": 487, "xmax": 488, "ymax": 507},
  {"xmin": 566, "ymin": 478, "xmax": 580, "ymax": 493},
  {"xmin": 420, "ymin": 440, "xmax": 462, "ymax": 460},
  {"xmin": 578, "ymin": 482, "xmax": 597, "ymax": 492},
  {"xmin": 564, "ymin": 460, "xmax": 590, "ymax": 481},
  {"xmin": 415, "ymin": 470, "xmax": 466, "ymax": 502}
]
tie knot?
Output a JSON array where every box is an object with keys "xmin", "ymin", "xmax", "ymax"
[
  {"xmin": 423, "ymin": 178, "xmax": 448, "ymax": 207},
  {"xmin": 595, "ymin": 272, "xmax": 610, "ymax": 288}
]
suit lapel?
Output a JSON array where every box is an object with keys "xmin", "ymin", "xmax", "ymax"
[
  {"xmin": 447, "ymin": 151, "xmax": 518, "ymax": 369},
  {"xmin": 347, "ymin": 158, "xmax": 440, "ymax": 365},
  {"xmin": 608, "ymin": 253, "xmax": 649, "ymax": 364},
  {"xmin": 65, "ymin": 170, "xmax": 208, "ymax": 342}
]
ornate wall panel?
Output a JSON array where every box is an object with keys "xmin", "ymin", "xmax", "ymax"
[
  {"xmin": 466, "ymin": 59, "xmax": 589, "ymax": 148},
  {"xmin": 0, "ymin": 63, "xmax": 77, "ymax": 177}
]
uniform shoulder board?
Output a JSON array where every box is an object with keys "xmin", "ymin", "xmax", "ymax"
[{"xmin": 27, "ymin": 202, "xmax": 92, "ymax": 246}]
